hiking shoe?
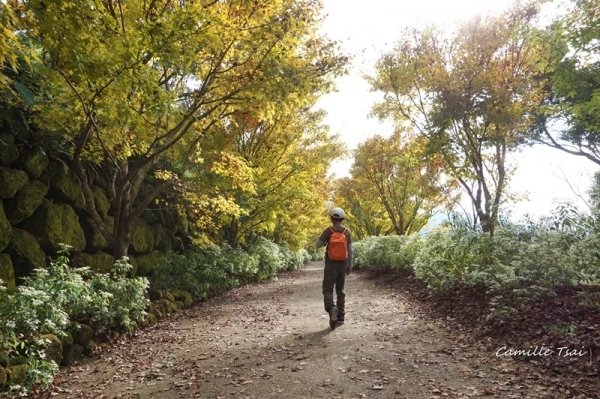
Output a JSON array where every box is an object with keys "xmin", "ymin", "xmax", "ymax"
[
  {"xmin": 329, "ymin": 306, "xmax": 338, "ymax": 329},
  {"xmin": 337, "ymin": 313, "xmax": 345, "ymax": 325}
]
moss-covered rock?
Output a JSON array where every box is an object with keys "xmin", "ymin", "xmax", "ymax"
[
  {"xmin": 17, "ymin": 199, "xmax": 86, "ymax": 253},
  {"xmin": 4, "ymin": 180, "xmax": 48, "ymax": 225},
  {"xmin": 0, "ymin": 167, "xmax": 28, "ymax": 199},
  {"xmin": 59, "ymin": 331, "xmax": 74, "ymax": 348},
  {"xmin": 141, "ymin": 209, "xmax": 158, "ymax": 225},
  {"xmin": 127, "ymin": 255, "xmax": 138, "ymax": 277},
  {"xmin": 0, "ymin": 349, "xmax": 8, "ymax": 367},
  {"xmin": 175, "ymin": 212, "xmax": 189, "ymax": 233},
  {"xmin": 158, "ymin": 299, "xmax": 178, "ymax": 315},
  {"xmin": 163, "ymin": 291, "xmax": 175, "ymax": 302},
  {"xmin": 153, "ymin": 224, "xmax": 165, "ymax": 250},
  {"xmin": 0, "ymin": 365, "xmax": 6, "ymax": 386},
  {"xmin": 6, "ymin": 364, "xmax": 27, "ymax": 384},
  {"xmin": 92, "ymin": 186, "xmax": 110, "ymax": 217},
  {"xmin": 5, "ymin": 227, "xmax": 46, "ymax": 280},
  {"xmin": 71, "ymin": 323, "xmax": 94, "ymax": 346},
  {"xmin": 150, "ymin": 307, "xmax": 163, "ymax": 319},
  {"xmin": 170, "ymin": 289, "xmax": 194, "ymax": 308},
  {"xmin": 0, "ymin": 254, "xmax": 15, "ymax": 294},
  {"xmin": 148, "ymin": 288, "xmax": 162, "ymax": 301},
  {"xmin": 82, "ymin": 340, "xmax": 97, "ymax": 356},
  {"xmin": 20, "ymin": 148, "xmax": 48, "ymax": 179},
  {"xmin": 72, "ymin": 252, "xmax": 114, "ymax": 274},
  {"xmin": 0, "ymin": 135, "xmax": 18, "ymax": 166},
  {"xmin": 0, "ymin": 202, "xmax": 10, "ymax": 252},
  {"xmin": 43, "ymin": 163, "xmax": 85, "ymax": 209},
  {"xmin": 155, "ymin": 209, "xmax": 177, "ymax": 228},
  {"xmin": 40, "ymin": 334, "xmax": 63, "ymax": 365},
  {"xmin": 130, "ymin": 218, "xmax": 155, "ymax": 254},
  {"xmin": 80, "ymin": 217, "xmax": 109, "ymax": 252},
  {"xmin": 136, "ymin": 251, "xmax": 166, "ymax": 277},
  {"xmin": 61, "ymin": 344, "xmax": 83, "ymax": 366}
]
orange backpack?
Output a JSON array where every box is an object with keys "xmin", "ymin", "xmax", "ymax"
[{"xmin": 327, "ymin": 227, "xmax": 348, "ymax": 261}]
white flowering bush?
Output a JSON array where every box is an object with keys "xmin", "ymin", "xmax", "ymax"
[
  {"xmin": 0, "ymin": 245, "xmax": 150, "ymax": 395},
  {"xmin": 355, "ymin": 235, "xmax": 423, "ymax": 273},
  {"xmin": 278, "ymin": 242, "xmax": 304, "ymax": 271},
  {"xmin": 354, "ymin": 205, "xmax": 600, "ymax": 318},
  {"xmin": 298, "ymin": 249, "xmax": 312, "ymax": 263},
  {"xmin": 249, "ymin": 237, "xmax": 285, "ymax": 280},
  {"xmin": 89, "ymin": 258, "xmax": 149, "ymax": 332},
  {"xmin": 150, "ymin": 238, "xmax": 308, "ymax": 301},
  {"xmin": 151, "ymin": 247, "xmax": 236, "ymax": 301}
]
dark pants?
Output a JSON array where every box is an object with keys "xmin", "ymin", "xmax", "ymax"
[{"xmin": 322, "ymin": 259, "xmax": 347, "ymax": 314}]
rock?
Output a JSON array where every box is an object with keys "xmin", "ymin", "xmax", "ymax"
[
  {"xmin": 20, "ymin": 148, "xmax": 48, "ymax": 179},
  {"xmin": 82, "ymin": 340, "xmax": 97, "ymax": 356},
  {"xmin": 71, "ymin": 252, "xmax": 114, "ymax": 274},
  {"xmin": 17, "ymin": 199, "xmax": 86, "ymax": 253},
  {"xmin": 4, "ymin": 180, "xmax": 48, "ymax": 225},
  {"xmin": 148, "ymin": 288, "xmax": 162, "ymax": 301},
  {"xmin": 136, "ymin": 252, "xmax": 166, "ymax": 277},
  {"xmin": 0, "ymin": 202, "xmax": 11, "ymax": 252},
  {"xmin": 158, "ymin": 299, "xmax": 178, "ymax": 314},
  {"xmin": 70, "ymin": 323, "xmax": 94, "ymax": 345},
  {"xmin": 163, "ymin": 292, "xmax": 175, "ymax": 302},
  {"xmin": 80, "ymin": 217, "xmax": 109, "ymax": 252},
  {"xmin": 92, "ymin": 186, "xmax": 110, "ymax": 217},
  {"xmin": 0, "ymin": 254, "xmax": 15, "ymax": 294},
  {"xmin": 0, "ymin": 365, "xmax": 6, "ymax": 386},
  {"xmin": 153, "ymin": 224, "xmax": 165, "ymax": 250},
  {"xmin": 127, "ymin": 255, "xmax": 138, "ymax": 277},
  {"xmin": 59, "ymin": 331, "xmax": 74, "ymax": 348},
  {"xmin": 0, "ymin": 135, "xmax": 18, "ymax": 166},
  {"xmin": 40, "ymin": 334, "xmax": 63, "ymax": 365},
  {"xmin": 150, "ymin": 303, "xmax": 163, "ymax": 319},
  {"xmin": 61, "ymin": 344, "xmax": 83, "ymax": 366},
  {"xmin": 5, "ymin": 227, "xmax": 46, "ymax": 280},
  {"xmin": 155, "ymin": 209, "xmax": 177, "ymax": 228},
  {"xmin": 0, "ymin": 349, "xmax": 8, "ymax": 367},
  {"xmin": 175, "ymin": 212, "xmax": 189, "ymax": 233},
  {"xmin": 0, "ymin": 167, "xmax": 28, "ymax": 199},
  {"xmin": 130, "ymin": 218, "xmax": 155, "ymax": 254},
  {"xmin": 170, "ymin": 289, "xmax": 194, "ymax": 308},
  {"xmin": 141, "ymin": 209, "xmax": 158, "ymax": 225},
  {"xmin": 6, "ymin": 364, "xmax": 27, "ymax": 384},
  {"xmin": 43, "ymin": 162, "xmax": 85, "ymax": 209}
]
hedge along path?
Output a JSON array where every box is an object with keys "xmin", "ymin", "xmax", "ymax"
[{"xmin": 37, "ymin": 262, "xmax": 550, "ymax": 399}]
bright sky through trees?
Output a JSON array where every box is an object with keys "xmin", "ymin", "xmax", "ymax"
[{"xmin": 317, "ymin": 0, "xmax": 597, "ymax": 219}]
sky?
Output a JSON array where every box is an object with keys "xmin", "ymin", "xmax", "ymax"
[{"xmin": 316, "ymin": 0, "xmax": 597, "ymax": 220}]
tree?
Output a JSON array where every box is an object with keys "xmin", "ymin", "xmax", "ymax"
[
  {"xmin": 333, "ymin": 177, "xmax": 393, "ymax": 240},
  {"xmin": 368, "ymin": 4, "xmax": 546, "ymax": 235},
  {"xmin": 532, "ymin": 0, "xmax": 600, "ymax": 165},
  {"xmin": 350, "ymin": 132, "xmax": 454, "ymax": 236},
  {"xmin": 206, "ymin": 106, "xmax": 340, "ymax": 250},
  {"xmin": 10, "ymin": 0, "xmax": 345, "ymax": 258}
]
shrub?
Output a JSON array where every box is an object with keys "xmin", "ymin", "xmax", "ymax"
[
  {"xmin": 0, "ymin": 245, "xmax": 149, "ymax": 395},
  {"xmin": 249, "ymin": 237, "xmax": 285, "ymax": 280}
]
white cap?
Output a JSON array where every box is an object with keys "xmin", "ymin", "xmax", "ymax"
[{"xmin": 330, "ymin": 207, "xmax": 345, "ymax": 219}]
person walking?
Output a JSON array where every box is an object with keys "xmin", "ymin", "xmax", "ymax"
[{"xmin": 316, "ymin": 207, "xmax": 353, "ymax": 329}]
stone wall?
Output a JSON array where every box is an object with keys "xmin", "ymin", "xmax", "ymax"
[{"xmin": 0, "ymin": 134, "xmax": 189, "ymax": 293}]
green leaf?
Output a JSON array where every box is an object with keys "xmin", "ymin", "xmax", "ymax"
[{"xmin": 13, "ymin": 81, "xmax": 35, "ymax": 106}]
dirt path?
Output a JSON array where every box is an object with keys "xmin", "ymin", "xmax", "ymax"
[{"xmin": 42, "ymin": 262, "xmax": 554, "ymax": 399}]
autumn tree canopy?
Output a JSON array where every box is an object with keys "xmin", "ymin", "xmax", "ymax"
[
  {"xmin": 368, "ymin": 3, "xmax": 547, "ymax": 235},
  {"xmin": 532, "ymin": 0, "xmax": 600, "ymax": 166},
  {"xmin": 5, "ymin": 0, "xmax": 346, "ymax": 257}
]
